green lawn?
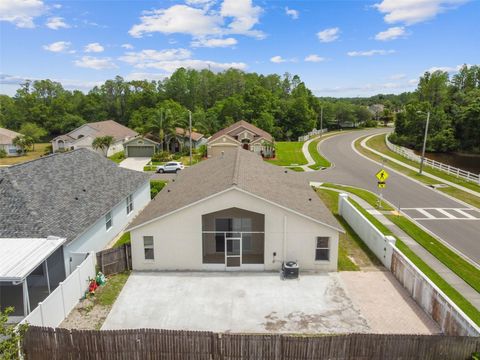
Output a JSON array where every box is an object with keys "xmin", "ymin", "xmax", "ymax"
[
  {"xmin": 0, "ymin": 143, "xmax": 50, "ymax": 166},
  {"xmin": 322, "ymin": 183, "xmax": 394, "ymax": 211},
  {"xmin": 316, "ymin": 188, "xmax": 381, "ymax": 270},
  {"xmin": 308, "ymin": 138, "xmax": 331, "ymax": 170},
  {"xmin": 348, "ymin": 198, "xmax": 393, "ymax": 236},
  {"xmin": 287, "ymin": 166, "xmax": 304, "ymax": 172},
  {"xmin": 95, "ymin": 272, "xmax": 130, "ymax": 306},
  {"xmin": 150, "ymin": 179, "xmax": 168, "ymax": 198},
  {"xmin": 266, "ymin": 141, "xmax": 307, "ymax": 166},
  {"xmin": 108, "ymin": 151, "xmax": 125, "ymax": 164}
]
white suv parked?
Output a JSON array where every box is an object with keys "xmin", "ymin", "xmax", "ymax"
[{"xmin": 156, "ymin": 161, "xmax": 185, "ymax": 173}]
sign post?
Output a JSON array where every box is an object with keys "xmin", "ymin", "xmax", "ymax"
[{"xmin": 375, "ymin": 168, "xmax": 389, "ymax": 208}]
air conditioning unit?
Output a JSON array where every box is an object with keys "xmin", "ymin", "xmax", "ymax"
[{"xmin": 282, "ymin": 261, "xmax": 299, "ymax": 279}]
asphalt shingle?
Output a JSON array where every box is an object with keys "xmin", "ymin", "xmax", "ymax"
[{"xmin": 0, "ymin": 149, "xmax": 150, "ymax": 242}]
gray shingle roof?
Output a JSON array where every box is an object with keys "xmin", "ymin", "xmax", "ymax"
[
  {"xmin": 0, "ymin": 149, "xmax": 150, "ymax": 242},
  {"xmin": 128, "ymin": 148, "xmax": 342, "ymax": 232}
]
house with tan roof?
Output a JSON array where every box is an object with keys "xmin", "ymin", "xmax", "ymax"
[
  {"xmin": 127, "ymin": 147, "xmax": 342, "ymax": 272},
  {"xmin": 207, "ymin": 120, "xmax": 274, "ymax": 158},
  {"xmin": 51, "ymin": 120, "xmax": 137, "ymax": 157},
  {"xmin": 0, "ymin": 127, "xmax": 23, "ymax": 156}
]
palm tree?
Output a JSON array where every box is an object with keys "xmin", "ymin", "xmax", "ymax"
[
  {"xmin": 12, "ymin": 135, "xmax": 33, "ymax": 155},
  {"xmin": 92, "ymin": 136, "xmax": 115, "ymax": 157},
  {"xmin": 148, "ymin": 108, "xmax": 177, "ymax": 151}
]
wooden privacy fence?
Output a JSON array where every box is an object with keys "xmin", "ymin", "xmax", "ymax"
[
  {"xmin": 96, "ymin": 244, "xmax": 131, "ymax": 276},
  {"xmin": 23, "ymin": 327, "xmax": 480, "ymax": 360}
]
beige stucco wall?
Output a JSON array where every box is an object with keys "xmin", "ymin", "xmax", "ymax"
[{"xmin": 130, "ymin": 188, "xmax": 339, "ymax": 272}]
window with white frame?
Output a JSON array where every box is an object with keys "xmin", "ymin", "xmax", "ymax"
[
  {"xmin": 144, "ymin": 236, "xmax": 154, "ymax": 260},
  {"xmin": 105, "ymin": 211, "xmax": 112, "ymax": 230},
  {"xmin": 126, "ymin": 194, "xmax": 133, "ymax": 214},
  {"xmin": 315, "ymin": 237, "xmax": 330, "ymax": 261}
]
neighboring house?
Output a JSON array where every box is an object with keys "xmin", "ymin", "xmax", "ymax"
[
  {"xmin": 0, "ymin": 149, "xmax": 151, "ymax": 280},
  {"xmin": 127, "ymin": 148, "xmax": 343, "ymax": 272},
  {"xmin": 51, "ymin": 120, "xmax": 137, "ymax": 157},
  {"xmin": 207, "ymin": 120, "xmax": 274, "ymax": 158},
  {"xmin": 0, "ymin": 127, "xmax": 22, "ymax": 156},
  {"xmin": 124, "ymin": 136, "xmax": 159, "ymax": 158},
  {"xmin": 0, "ymin": 236, "xmax": 66, "ymax": 318},
  {"xmin": 167, "ymin": 127, "xmax": 207, "ymax": 153}
]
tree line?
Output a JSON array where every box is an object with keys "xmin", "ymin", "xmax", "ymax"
[
  {"xmin": 389, "ymin": 65, "xmax": 480, "ymax": 153},
  {"xmin": 0, "ymin": 69, "xmax": 380, "ymax": 143}
]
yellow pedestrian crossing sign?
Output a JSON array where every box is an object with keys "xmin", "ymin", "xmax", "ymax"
[{"xmin": 375, "ymin": 169, "xmax": 389, "ymax": 182}]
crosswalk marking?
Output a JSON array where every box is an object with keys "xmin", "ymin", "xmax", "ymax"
[{"xmin": 401, "ymin": 207, "xmax": 480, "ymax": 221}]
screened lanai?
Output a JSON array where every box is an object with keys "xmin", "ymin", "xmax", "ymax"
[{"xmin": 202, "ymin": 207, "xmax": 265, "ymax": 268}]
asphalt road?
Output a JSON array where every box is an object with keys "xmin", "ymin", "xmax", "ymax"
[{"xmin": 301, "ymin": 128, "xmax": 480, "ymax": 266}]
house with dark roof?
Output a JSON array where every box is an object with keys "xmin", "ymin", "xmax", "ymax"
[
  {"xmin": 0, "ymin": 127, "xmax": 23, "ymax": 156},
  {"xmin": 0, "ymin": 149, "xmax": 151, "ymax": 277},
  {"xmin": 207, "ymin": 120, "xmax": 274, "ymax": 158},
  {"xmin": 127, "ymin": 147, "xmax": 343, "ymax": 272},
  {"xmin": 51, "ymin": 120, "xmax": 137, "ymax": 156}
]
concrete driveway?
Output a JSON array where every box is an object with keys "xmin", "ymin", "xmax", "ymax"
[
  {"xmin": 118, "ymin": 157, "xmax": 150, "ymax": 172},
  {"xmin": 102, "ymin": 272, "xmax": 438, "ymax": 334}
]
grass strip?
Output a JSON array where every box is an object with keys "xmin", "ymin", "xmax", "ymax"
[
  {"xmin": 95, "ymin": 272, "xmax": 130, "ymax": 307},
  {"xmin": 113, "ymin": 232, "xmax": 130, "ymax": 248},
  {"xmin": 387, "ymin": 213, "xmax": 480, "ymax": 294},
  {"xmin": 395, "ymin": 239, "xmax": 480, "ymax": 326},
  {"xmin": 108, "ymin": 151, "xmax": 125, "ymax": 164},
  {"xmin": 322, "ymin": 183, "xmax": 394, "ymax": 211},
  {"xmin": 308, "ymin": 138, "xmax": 331, "ymax": 170}
]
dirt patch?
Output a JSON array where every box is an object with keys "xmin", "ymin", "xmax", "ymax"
[{"xmin": 59, "ymin": 297, "xmax": 112, "ymax": 330}]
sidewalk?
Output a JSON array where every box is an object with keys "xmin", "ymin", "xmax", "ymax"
[
  {"xmin": 321, "ymin": 186, "xmax": 480, "ymax": 310},
  {"xmin": 299, "ymin": 136, "xmax": 317, "ymax": 172}
]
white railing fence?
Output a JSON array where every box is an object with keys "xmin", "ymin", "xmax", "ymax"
[
  {"xmin": 21, "ymin": 252, "xmax": 96, "ymax": 327},
  {"xmin": 298, "ymin": 128, "xmax": 328, "ymax": 142},
  {"xmin": 385, "ymin": 134, "xmax": 480, "ymax": 184}
]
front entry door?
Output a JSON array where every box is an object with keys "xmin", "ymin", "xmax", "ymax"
[{"xmin": 225, "ymin": 234, "xmax": 241, "ymax": 270}]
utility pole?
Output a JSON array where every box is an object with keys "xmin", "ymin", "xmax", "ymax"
[
  {"xmin": 320, "ymin": 106, "xmax": 324, "ymax": 136},
  {"xmin": 419, "ymin": 111, "xmax": 430, "ymax": 175},
  {"xmin": 189, "ymin": 110, "xmax": 192, "ymax": 166}
]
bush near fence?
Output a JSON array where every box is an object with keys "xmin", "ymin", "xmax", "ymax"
[
  {"xmin": 22, "ymin": 326, "xmax": 480, "ymax": 360},
  {"xmin": 96, "ymin": 244, "xmax": 131, "ymax": 276}
]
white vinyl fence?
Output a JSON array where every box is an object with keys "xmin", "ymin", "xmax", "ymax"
[
  {"xmin": 298, "ymin": 128, "xmax": 328, "ymax": 142},
  {"xmin": 338, "ymin": 193, "xmax": 395, "ymax": 268},
  {"xmin": 385, "ymin": 134, "xmax": 480, "ymax": 184},
  {"xmin": 338, "ymin": 193, "xmax": 479, "ymax": 336},
  {"xmin": 21, "ymin": 252, "xmax": 96, "ymax": 327}
]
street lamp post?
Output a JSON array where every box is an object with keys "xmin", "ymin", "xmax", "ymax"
[
  {"xmin": 418, "ymin": 110, "xmax": 430, "ymax": 175},
  {"xmin": 188, "ymin": 110, "xmax": 192, "ymax": 166}
]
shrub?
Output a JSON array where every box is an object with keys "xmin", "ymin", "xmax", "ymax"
[
  {"xmin": 0, "ymin": 149, "xmax": 7, "ymax": 158},
  {"xmin": 150, "ymin": 180, "xmax": 167, "ymax": 199},
  {"xmin": 152, "ymin": 151, "xmax": 171, "ymax": 162},
  {"xmin": 0, "ymin": 307, "xmax": 28, "ymax": 359},
  {"xmin": 198, "ymin": 144, "xmax": 207, "ymax": 158}
]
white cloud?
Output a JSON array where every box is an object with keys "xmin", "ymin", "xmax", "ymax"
[
  {"xmin": 74, "ymin": 56, "xmax": 118, "ymax": 70},
  {"xmin": 374, "ymin": 0, "xmax": 468, "ymax": 25},
  {"xmin": 119, "ymin": 48, "xmax": 246, "ymax": 73},
  {"xmin": 0, "ymin": 73, "xmax": 102, "ymax": 91},
  {"xmin": 347, "ymin": 49, "xmax": 395, "ymax": 57},
  {"xmin": 43, "ymin": 41, "xmax": 72, "ymax": 53},
  {"xmin": 185, "ymin": 0, "xmax": 215, "ymax": 7},
  {"xmin": 191, "ymin": 37, "xmax": 237, "ymax": 47},
  {"xmin": 314, "ymin": 80, "xmax": 417, "ymax": 96},
  {"xmin": 375, "ymin": 26, "xmax": 406, "ymax": 41},
  {"xmin": 129, "ymin": 0, "xmax": 264, "ymax": 40},
  {"xmin": 304, "ymin": 54, "xmax": 326, "ymax": 62},
  {"xmin": 317, "ymin": 27, "xmax": 340, "ymax": 43},
  {"xmin": 45, "ymin": 16, "xmax": 69, "ymax": 30},
  {"xmin": 124, "ymin": 72, "xmax": 168, "ymax": 81},
  {"xmin": 426, "ymin": 64, "xmax": 465, "ymax": 73},
  {"xmin": 285, "ymin": 7, "xmax": 299, "ymax": 19},
  {"xmin": 0, "ymin": 0, "xmax": 46, "ymax": 28},
  {"xmin": 220, "ymin": 0, "xmax": 264, "ymax": 38},
  {"xmin": 270, "ymin": 56, "xmax": 285, "ymax": 63},
  {"xmin": 121, "ymin": 43, "xmax": 134, "ymax": 49},
  {"xmin": 84, "ymin": 42, "xmax": 104, "ymax": 53}
]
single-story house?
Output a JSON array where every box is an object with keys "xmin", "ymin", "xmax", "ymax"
[
  {"xmin": 127, "ymin": 148, "xmax": 343, "ymax": 272},
  {"xmin": 167, "ymin": 127, "xmax": 207, "ymax": 153},
  {"xmin": 0, "ymin": 127, "xmax": 23, "ymax": 156},
  {"xmin": 51, "ymin": 120, "xmax": 137, "ymax": 157},
  {"xmin": 0, "ymin": 149, "xmax": 151, "ymax": 280},
  {"xmin": 124, "ymin": 136, "xmax": 160, "ymax": 158},
  {"xmin": 0, "ymin": 237, "xmax": 66, "ymax": 319},
  {"xmin": 207, "ymin": 120, "xmax": 274, "ymax": 158}
]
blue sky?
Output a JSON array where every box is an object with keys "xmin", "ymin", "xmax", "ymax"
[{"xmin": 1, "ymin": 0, "xmax": 479, "ymax": 97}]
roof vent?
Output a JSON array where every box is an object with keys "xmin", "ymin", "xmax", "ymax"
[
  {"xmin": 75, "ymin": 196, "xmax": 79, "ymax": 200},
  {"xmin": 284, "ymin": 170, "xmax": 288, "ymax": 174},
  {"xmin": 167, "ymin": 189, "xmax": 170, "ymax": 192},
  {"xmin": 82, "ymin": 189, "xmax": 86, "ymax": 192},
  {"xmin": 308, "ymin": 198, "xmax": 312, "ymax": 201},
  {"xmin": 221, "ymin": 151, "xmax": 225, "ymax": 158}
]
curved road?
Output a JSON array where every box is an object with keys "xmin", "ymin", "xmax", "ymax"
[{"xmin": 301, "ymin": 128, "xmax": 480, "ymax": 265}]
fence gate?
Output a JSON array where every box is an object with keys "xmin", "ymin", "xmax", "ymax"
[{"xmin": 96, "ymin": 244, "xmax": 131, "ymax": 275}]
